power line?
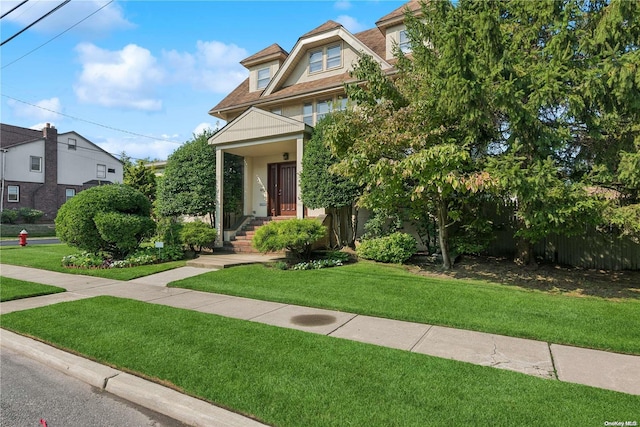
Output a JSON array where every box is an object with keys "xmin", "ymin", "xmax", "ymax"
[
  {"xmin": 2, "ymin": 0, "xmax": 114, "ymax": 70},
  {"xmin": 0, "ymin": 0, "xmax": 29, "ymax": 20},
  {"xmin": 1, "ymin": 0, "xmax": 71, "ymax": 47},
  {"xmin": 1, "ymin": 94, "xmax": 183, "ymax": 145}
]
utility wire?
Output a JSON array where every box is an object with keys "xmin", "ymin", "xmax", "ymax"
[
  {"xmin": 1, "ymin": 94, "xmax": 183, "ymax": 145},
  {"xmin": 2, "ymin": 0, "xmax": 114, "ymax": 70},
  {"xmin": 1, "ymin": 0, "xmax": 71, "ymax": 47},
  {"xmin": 0, "ymin": 0, "xmax": 29, "ymax": 20}
]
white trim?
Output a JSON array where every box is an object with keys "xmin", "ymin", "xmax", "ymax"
[{"xmin": 263, "ymin": 26, "xmax": 392, "ymax": 97}]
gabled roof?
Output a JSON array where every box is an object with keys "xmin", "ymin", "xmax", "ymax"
[
  {"xmin": 58, "ymin": 131, "xmax": 123, "ymax": 163},
  {"xmin": 0, "ymin": 123, "xmax": 42, "ymax": 148},
  {"xmin": 301, "ymin": 20, "xmax": 343, "ymax": 39},
  {"xmin": 209, "ymin": 107, "xmax": 311, "ymax": 147},
  {"xmin": 240, "ymin": 43, "xmax": 288, "ymax": 68},
  {"xmin": 376, "ymin": 0, "xmax": 422, "ymax": 28}
]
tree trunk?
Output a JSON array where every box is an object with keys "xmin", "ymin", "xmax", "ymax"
[
  {"xmin": 514, "ymin": 236, "xmax": 534, "ymax": 266},
  {"xmin": 437, "ymin": 200, "xmax": 453, "ymax": 270}
]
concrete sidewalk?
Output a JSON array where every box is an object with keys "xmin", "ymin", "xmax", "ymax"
[{"xmin": 1, "ymin": 263, "xmax": 639, "ymax": 424}]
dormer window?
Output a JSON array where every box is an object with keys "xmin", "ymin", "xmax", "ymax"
[
  {"xmin": 309, "ymin": 50, "xmax": 323, "ymax": 73},
  {"xmin": 257, "ymin": 67, "xmax": 271, "ymax": 89},
  {"xmin": 326, "ymin": 45, "xmax": 341, "ymax": 69},
  {"xmin": 399, "ymin": 30, "xmax": 411, "ymax": 53}
]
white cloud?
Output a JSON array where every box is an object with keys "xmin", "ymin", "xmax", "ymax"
[
  {"xmin": 192, "ymin": 122, "xmax": 216, "ymax": 136},
  {"xmin": 74, "ymin": 43, "xmax": 164, "ymax": 111},
  {"xmin": 335, "ymin": 15, "xmax": 366, "ymax": 33},
  {"xmin": 94, "ymin": 135, "xmax": 182, "ymax": 162},
  {"xmin": 0, "ymin": 0, "xmax": 133, "ymax": 36},
  {"xmin": 163, "ymin": 40, "xmax": 248, "ymax": 94},
  {"xmin": 334, "ymin": 1, "xmax": 352, "ymax": 10},
  {"xmin": 7, "ymin": 97, "xmax": 63, "ymax": 121}
]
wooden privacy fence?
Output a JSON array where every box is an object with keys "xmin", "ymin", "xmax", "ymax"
[{"xmin": 483, "ymin": 205, "xmax": 640, "ymax": 271}]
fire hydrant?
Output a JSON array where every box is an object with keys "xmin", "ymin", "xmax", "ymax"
[{"xmin": 19, "ymin": 229, "xmax": 28, "ymax": 246}]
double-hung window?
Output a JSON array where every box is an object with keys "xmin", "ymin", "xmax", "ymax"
[
  {"xmin": 8, "ymin": 185, "xmax": 19, "ymax": 202},
  {"xmin": 399, "ymin": 30, "xmax": 411, "ymax": 53},
  {"xmin": 309, "ymin": 50, "xmax": 323, "ymax": 73},
  {"xmin": 326, "ymin": 45, "xmax": 341, "ymax": 69},
  {"xmin": 65, "ymin": 188, "xmax": 76, "ymax": 201},
  {"xmin": 257, "ymin": 67, "xmax": 270, "ymax": 89},
  {"xmin": 68, "ymin": 138, "xmax": 77, "ymax": 150},
  {"xmin": 303, "ymin": 103, "xmax": 314, "ymax": 126},
  {"xmin": 30, "ymin": 156, "xmax": 42, "ymax": 172},
  {"xmin": 316, "ymin": 100, "xmax": 331, "ymax": 122},
  {"xmin": 97, "ymin": 164, "xmax": 106, "ymax": 179}
]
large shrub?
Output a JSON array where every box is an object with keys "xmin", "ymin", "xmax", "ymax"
[
  {"xmin": 55, "ymin": 184, "xmax": 155, "ymax": 259},
  {"xmin": 180, "ymin": 220, "xmax": 217, "ymax": 253},
  {"xmin": 0, "ymin": 209, "xmax": 18, "ymax": 224},
  {"xmin": 356, "ymin": 232, "xmax": 417, "ymax": 264},
  {"xmin": 252, "ymin": 218, "xmax": 326, "ymax": 260},
  {"xmin": 18, "ymin": 208, "xmax": 44, "ymax": 224}
]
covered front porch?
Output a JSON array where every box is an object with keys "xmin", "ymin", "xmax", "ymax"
[{"xmin": 209, "ymin": 107, "xmax": 313, "ymax": 247}]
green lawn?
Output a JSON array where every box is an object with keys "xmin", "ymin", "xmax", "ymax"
[
  {"xmin": 0, "ymin": 244, "xmax": 186, "ymax": 280},
  {"xmin": 1, "ymin": 296, "xmax": 637, "ymax": 427},
  {"xmin": 0, "ymin": 277, "xmax": 65, "ymax": 302},
  {"xmin": 169, "ymin": 262, "xmax": 640, "ymax": 355}
]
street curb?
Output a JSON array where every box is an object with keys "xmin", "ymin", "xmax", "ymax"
[{"xmin": 1, "ymin": 329, "xmax": 268, "ymax": 427}]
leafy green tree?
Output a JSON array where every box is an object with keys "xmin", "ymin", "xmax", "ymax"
[
  {"xmin": 124, "ymin": 159, "xmax": 157, "ymax": 205},
  {"xmin": 156, "ymin": 131, "xmax": 217, "ymax": 223},
  {"xmin": 56, "ymin": 184, "xmax": 155, "ymax": 258},
  {"xmin": 300, "ymin": 117, "xmax": 361, "ymax": 248}
]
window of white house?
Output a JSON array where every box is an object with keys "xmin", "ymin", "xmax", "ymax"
[
  {"xmin": 257, "ymin": 67, "xmax": 270, "ymax": 89},
  {"xmin": 68, "ymin": 138, "xmax": 77, "ymax": 150},
  {"xmin": 8, "ymin": 185, "xmax": 19, "ymax": 202},
  {"xmin": 108, "ymin": 168, "xmax": 115, "ymax": 173},
  {"xmin": 30, "ymin": 156, "xmax": 42, "ymax": 172},
  {"xmin": 316, "ymin": 100, "xmax": 331, "ymax": 122},
  {"xmin": 337, "ymin": 97, "xmax": 348, "ymax": 111},
  {"xmin": 399, "ymin": 30, "xmax": 411, "ymax": 53},
  {"xmin": 271, "ymin": 107, "xmax": 282, "ymax": 115},
  {"xmin": 326, "ymin": 45, "xmax": 341, "ymax": 69},
  {"xmin": 303, "ymin": 103, "xmax": 313, "ymax": 125},
  {"xmin": 97, "ymin": 164, "xmax": 106, "ymax": 179},
  {"xmin": 65, "ymin": 188, "xmax": 75, "ymax": 201},
  {"xmin": 309, "ymin": 50, "xmax": 323, "ymax": 73}
]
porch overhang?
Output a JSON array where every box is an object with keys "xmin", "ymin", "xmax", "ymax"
[{"xmin": 210, "ymin": 107, "xmax": 313, "ymax": 247}]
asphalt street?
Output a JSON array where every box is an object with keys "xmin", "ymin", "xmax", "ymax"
[
  {"xmin": 0, "ymin": 346, "xmax": 187, "ymax": 427},
  {"xmin": 0, "ymin": 238, "xmax": 61, "ymax": 246}
]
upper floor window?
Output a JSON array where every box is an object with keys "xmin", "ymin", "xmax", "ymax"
[
  {"xmin": 68, "ymin": 138, "xmax": 77, "ymax": 150},
  {"xmin": 271, "ymin": 107, "xmax": 282, "ymax": 115},
  {"xmin": 257, "ymin": 67, "xmax": 270, "ymax": 89},
  {"xmin": 65, "ymin": 188, "xmax": 76, "ymax": 201},
  {"xmin": 8, "ymin": 185, "xmax": 19, "ymax": 202},
  {"xmin": 309, "ymin": 50, "xmax": 323, "ymax": 73},
  {"xmin": 303, "ymin": 103, "xmax": 313, "ymax": 126},
  {"xmin": 316, "ymin": 100, "xmax": 331, "ymax": 122},
  {"xmin": 326, "ymin": 45, "xmax": 341, "ymax": 69},
  {"xmin": 97, "ymin": 164, "xmax": 106, "ymax": 179},
  {"xmin": 30, "ymin": 156, "xmax": 42, "ymax": 172},
  {"xmin": 399, "ymin": 30, "xmax": 411, "ymax": 53}
]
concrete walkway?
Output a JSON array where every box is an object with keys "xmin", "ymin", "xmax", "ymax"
[{"xmin": 1, "ymin": 261, "xmax": 639, "ymax": 424}]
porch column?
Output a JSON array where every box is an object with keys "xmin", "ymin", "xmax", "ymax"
[
  {"xmin": 215, "ymin": 147, "xmax": 224, "ymax": 247},
  {"xmin": 296, "ymin": 136, "xmax": 304, "ymax": 219}
]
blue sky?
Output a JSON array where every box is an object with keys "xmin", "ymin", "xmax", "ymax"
[{"xmin": 1, "ymin": 0, "xmax": 406, "ymax": 161}]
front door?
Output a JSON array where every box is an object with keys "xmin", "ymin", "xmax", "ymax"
[{"xmin": 267, "ymin": 162, "xmax": 296, "ymax": 216}]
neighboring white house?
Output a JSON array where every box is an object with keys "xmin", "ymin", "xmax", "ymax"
[{"xmin": 0, "ymin": 123, "xmax": 123, "ymax": 221}]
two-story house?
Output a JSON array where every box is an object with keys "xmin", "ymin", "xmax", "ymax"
[
  {"xmin": 0, "ymin": 123, "xmax": 123, "ymax": 221},
  {"xmin": 208, "ymin": 0, "xmax": 420, "ymax": 247}
]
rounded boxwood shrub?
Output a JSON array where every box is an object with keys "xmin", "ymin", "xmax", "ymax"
[
  {"xmin": 356, "ymin": 232, "xmax": 417, "ymax": 264},
  {"xmin": 180, "ymin": 220, "xmax": 217, "ymax": 253},
  {"xmin": 1, "ymin": 209, "xmax": 18, "ymax": 224},
  {"xmin": 55, "ymin": 184, "xmax": 155, "ymax": 259},
  {"xmin": 18, "ymin": 207, "xmax": 44, "ymax": 224},
  {"xmin": 252, "ymin": 218, "xmax": 326, "ymax": 260}
]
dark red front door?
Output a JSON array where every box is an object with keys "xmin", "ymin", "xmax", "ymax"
[{"xmin": 268, "ymin": 162, "xmax": 296, "ymax": 216}]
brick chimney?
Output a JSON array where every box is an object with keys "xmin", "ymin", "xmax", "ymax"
[{"xmin": 33, "ymin": 123, "xmax": 59, "ymax": 219}]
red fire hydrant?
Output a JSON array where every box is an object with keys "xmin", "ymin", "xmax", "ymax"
[{"xmin": 19, "ymin": 229, "xmax": 28, "ymax": 246}]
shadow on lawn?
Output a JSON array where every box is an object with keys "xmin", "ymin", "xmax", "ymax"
[{"xmin": 407, "ymin": 254, "xmax": 640, "ymax": 300}]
